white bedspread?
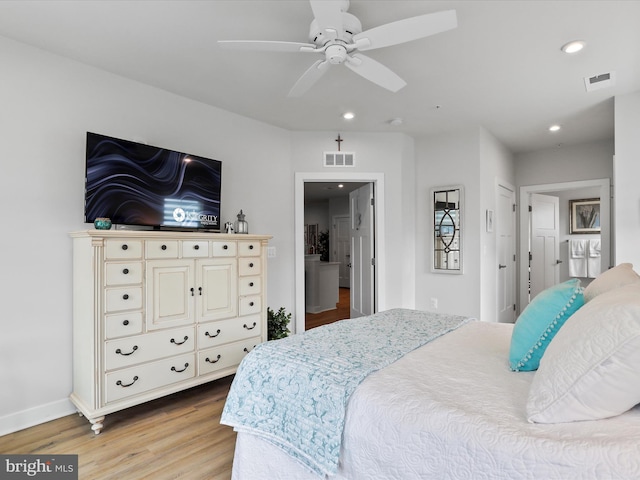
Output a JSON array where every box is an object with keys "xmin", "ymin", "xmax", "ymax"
[{"xmin": 231, "ymin": 322, "xmax": 640, "ymax": 479}]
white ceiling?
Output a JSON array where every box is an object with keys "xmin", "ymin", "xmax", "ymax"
[{"xmin": 1, "ymin": 1, "xmax": 639, "ymax": 154}]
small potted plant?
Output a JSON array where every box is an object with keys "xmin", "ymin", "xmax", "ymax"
[{"xmin": 267, "ymin": 307, "xmax": 291, "ymax": 340}]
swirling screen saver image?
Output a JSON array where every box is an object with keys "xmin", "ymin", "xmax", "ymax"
[{"xmin": 84, "ymin": 133, "xmax": 221, "ymax": 229}]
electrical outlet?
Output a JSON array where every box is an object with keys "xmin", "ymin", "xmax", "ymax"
[
  {"xmin": 267, "ymin": 246, "xmax": 276, "ymax": 258},
  {"xmin": 429, "ymin": 298, "xmax": 438, "ymax": 309}
]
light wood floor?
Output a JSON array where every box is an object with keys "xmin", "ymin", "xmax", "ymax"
[
  {"xmin": 0, "ymin": 376, "xmax": 236, "ymax": 480},
  {"xmin": 1, "ymin": 292, "xmax": 351, "ymax": 479},
  {"xmin": 305, "ymin": 287, "xmax": 350, "ymax": 330}
]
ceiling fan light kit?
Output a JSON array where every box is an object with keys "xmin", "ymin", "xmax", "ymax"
[{"xmin": 219, "ymin": 0, "xmax": 457, "ymax": 97}]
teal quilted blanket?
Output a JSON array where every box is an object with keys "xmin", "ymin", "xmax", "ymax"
[{"xmin": 220, "ymin": 308, "xmax": 471, "ymax": 476}]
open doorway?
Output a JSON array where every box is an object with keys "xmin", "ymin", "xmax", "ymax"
[
  {"xmin": 294, "ymin": 172, "xmax": 386, "ymax": 335},
  {"xmin": 303, "ymin": 181, "xmax": 366, "ymax": 330},
  {"xmin": 518, "ymin": 179, "xmax": 611, "ymax": 311}
]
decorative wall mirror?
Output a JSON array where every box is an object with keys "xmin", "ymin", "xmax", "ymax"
[{"xmin": 431, "ymin": 185, "xmax": 463, "ymax": 274}]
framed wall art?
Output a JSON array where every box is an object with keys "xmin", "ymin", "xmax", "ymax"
[{"xmin": 569, "ymin": 198, "xmax": 600, "ymax": 234}]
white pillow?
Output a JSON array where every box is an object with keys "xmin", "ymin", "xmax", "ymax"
[
  {"xmin": 526, "ymin": 283, "xmax": 640, "ymax": 423},
  {"xmin": 583, "ymin": 263, "xmax": 640, "ymax": 302}
]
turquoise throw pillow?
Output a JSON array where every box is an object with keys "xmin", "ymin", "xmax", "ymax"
[{"xmin": 509, "ymin": 279, "xmax": 584, "ymax": 371}]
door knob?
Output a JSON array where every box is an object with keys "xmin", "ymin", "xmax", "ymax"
[
  {"xmin": 498, "ymin": 264, "xmax": 507, "ymax": 269},
  {"xmin": 556, "ymin": 259, "xmax": 563, "ymax": 264}
]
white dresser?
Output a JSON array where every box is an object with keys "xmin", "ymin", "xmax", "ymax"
[{"xmin": 70, "ymin": 230, "xmax": 270, "ymax": 433}]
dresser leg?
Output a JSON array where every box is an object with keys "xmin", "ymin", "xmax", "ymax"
[{"xmin": 89, "ymin": 416, "xmax": 105, "ymax": 435}]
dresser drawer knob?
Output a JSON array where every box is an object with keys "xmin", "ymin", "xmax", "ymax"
[
  {"xmin": 116, "ymin": 346, "xmax": 138, "ymax": 356},
  {"xmin": 205, "ymin": 355, "xmax": 221, "ymax": 364},
  {"xmin": 171, "ymin": 363, "xmax": 189, "ymax": 373},
  {"xmin": 122, "ymin": 294, "xmax": 129, "ymax": 300},
  {"xmin": 249, "ymin": 262, "xmax": 254, "ymax": 268},
  {"xmin": 243, "ymin": 322, "xmax": 257, "ymax": 330},
  {"xmin": 198, "ymin": 287, "xmax": 203, "ymax": 296},
  {"xmin": 193, "ymin": 244, "xmax": 200, "ymax": 250},
  {"xmin": 122, "ymin": 268, "xmax": 129, "ymax": 275},
  {"xmin": 249, "ymin": 282, "xmax": 254, "ymax": 287},
  {"xmin": 161, "ymin": 244, "xmax": 167, "ymax": 250},
  {"xmin": 223, "ymin": 244, "xmax": 228, "ymax": 250},
  {"xmin": 122, "ymin": 319, "xmax": 129, "ymax": 326},
  {"xmin": 248, "ymin": 301, "xmax": 255, "ymax": 307},
  {"xmin": 249, "ymin": 244, "xmax": 254, "ymax": 250},
  {"xmin": 121, "ymin": 244, "xmax": 128, "ymax": 250},
  {"xmin": 116, "ymin": 376, "xmax": 138, "ymax": 388},
  {"xmin": 170, "ymin": 336, "xmax": 189, "ymax": 346},
  {"xmin": 205, "ymin": 329, "xmax": 221, "ymax": 338}
]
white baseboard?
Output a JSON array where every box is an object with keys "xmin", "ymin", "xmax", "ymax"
[{"xmin": 0, "ymin": 398, "xmax": 76, "ymax": 437}]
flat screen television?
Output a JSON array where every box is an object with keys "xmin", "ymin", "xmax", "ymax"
[{"xmin": 84, "ymin": 132, "xmax": 221, "ymax": 231}]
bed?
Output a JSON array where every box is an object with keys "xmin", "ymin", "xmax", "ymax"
[{"xmin": 221, "ymin": 265, "xmax": 640, "ymax": 479}]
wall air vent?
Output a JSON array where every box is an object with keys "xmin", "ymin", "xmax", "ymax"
[
  {"xmin": 584, "ymin": 71, "xmax": 616, "ymax": 92},
  {"xmin": 323, "ymin": 151, "xmax": 355, "ymax": 167}
]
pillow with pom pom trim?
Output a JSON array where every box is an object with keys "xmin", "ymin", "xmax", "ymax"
[{"xmin": 509, "ymin": 279, "xmax": 584, "ymax": 371}]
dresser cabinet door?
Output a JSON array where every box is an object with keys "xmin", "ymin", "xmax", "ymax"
[
  {"xmin": 146, "ymin": 260, "xmax": 195, "ymax": 331},
  {"xmin": 196, "ymin": 258, "xmax": 238, "ymax": 322}
]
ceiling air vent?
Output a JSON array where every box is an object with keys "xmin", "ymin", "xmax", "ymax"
[
  {"xmin": 584, "ymin": 71, "xmax": 616, "ymax": 92},
  {"xmin": 324, "ymin": 151, "xmax": 355, "ymax": 167}
]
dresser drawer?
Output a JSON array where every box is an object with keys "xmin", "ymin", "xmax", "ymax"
[
  {"xmin": 239, "ymin": 295, "xmax": 261, "ymax": 316},
  {"xmin": 212, "ymin": 241, "xmax": 236, "ymax": 257},
  {"xmin": 182, "ymin": 241, "xmax": 209, "ymax": 258},
  {"xmin": 105, "ymin": 312, "xmax": 143, "ymax": 339},
  {"xmin": 238, "ymin": 241, "xmax": 261, "ymax": 257},
  {"xmin": 198, "ymin": 314, "xmax": 261, "ymax": 348},
  {"xmin": 198, "ymin": 337, "xmax": 259, "ymax": 376},
  {"xmin": 238, "ymin": 275, "xmax": 261, "ymax": 296},
  {"xmin": 105, "ymin": 326, "xmax": 195, "ymax": 370},
  {"xmin": 238, "ymin": 257, "xmax": 261, "ymax": 276},
  {"xmin": 105, "ymin": 286, "xmax": 143, "ymax": 313},
  {"xmin": 105, "ymin": 262, "xmax": 143, "ymax": 286},
  {"xmin": 105, "ymin": 239, "xmax": 143, "ymax": 260},
  {"xmin": 146, "ymin": 240, "xmax": 179, "ymax": 259},
  {"xmin": 105, "ymin": 353, "xmax": 195, "ymax": 404}
]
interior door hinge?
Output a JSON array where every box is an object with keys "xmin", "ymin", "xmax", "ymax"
[
  {"xmin": 528, "ymin": 205, "xmax": 532, "ymax": 212},
  {"xmin": 370, "ymin": 198, "xmax": 375, "ymax": 206},
  {"xmin": 371, "ymin": 258, "xmax": 375, "ymax": 266},
  {"xmin": 513, "ymin": 203, "xmax": 516, "ymax": 212},
  {"xmin": 513, "ymin": 304, "xmax": 516, "ymax": 311},
  {"xmin": 513, "ymin": 254, "xmax": 516, "ymax": 262},
  {"xmin": 529, "ymin": 252, "xmax": 532, "ymax": 261}
]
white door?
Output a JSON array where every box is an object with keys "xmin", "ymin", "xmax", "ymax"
[
  {"xmin": 349, "ymin": 183, "xmax": 374, "ymax": 318},
  {"xmin": 332, "ymin": 215, "xmax": 351, "ymax": 288},
  {"xmin": 497, "ymin": 184, "xmax": 516, "ymax": 323},
  {"xmin": 529, "ymin": 193, "xmax": 560, "ymax": 301}
]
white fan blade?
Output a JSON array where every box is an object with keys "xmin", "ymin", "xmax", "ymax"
[
  {"xmin": 353, "ymin": 10, "xmax": 457, "ymax": 51},
  {"xmin": 345, "ymin": 53, "xmax": 406, "ymax": 92},
  {"xmin": 288, "ymin": 59, "xmax": 331, "ymax": 97},
  {"xmin": 310, "ymin": 0, "xmax": 344, "ymax": 34},
  {"xmin": 218, "ymin": 40, "xmax": 316, "ymax": 53}
]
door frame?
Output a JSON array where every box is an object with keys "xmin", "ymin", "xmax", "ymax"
[
  {"xmin": 496, "ymin": 180, "xmax": 516, "ymax": 323},
  {"xmin": 295, "ymin": 172, "xmax": 386, "ymax": 334},
  {"xmin": 518, "ymin": 178, "xmax": 610, "ymax": 312}
]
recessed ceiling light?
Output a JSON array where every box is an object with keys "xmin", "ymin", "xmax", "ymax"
[
  {"xmin": 549, "ymin": 124, "xmax": 561, "ymax": 132},
  {"xmin": 343, "ymin": 112, "xmax": 355, "ymax": 120},
  {"xmin": 561, "ymin": 40, "xmax": 586, "ymax": 54},
  {"xmin": 338, "ymin": 184, "xmax": 344, "ymax": 188},
  {"xmin": 389, "ymin": 117, "xmax": 403, "ymax": 126}
]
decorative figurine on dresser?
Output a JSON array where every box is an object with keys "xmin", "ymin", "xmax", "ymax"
[{"xmin": 70, "ymin": 230, "xmax": 271, "ymax": 433}]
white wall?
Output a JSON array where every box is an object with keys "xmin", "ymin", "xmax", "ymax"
[
  {"xmin": 415, "ymin": 129, "xmax": 483, "ymax": 318},
  {"xmin": 414, "ymin": 127, "xmax": 515, "ymax": 321},
  {"xmin": 290, "ymin": 132, "xmax": 416, "ymax": 312},
  {"xmin": 614, "ymin": 91, "xmax": 640, "ymax": 267},
  {"xmin": 515, "ymin": 140, "xmax": 613, "ymax": 186},
  {"xmin": 0, "ymin": 36, "xmax": 295, "ymax": 434}
]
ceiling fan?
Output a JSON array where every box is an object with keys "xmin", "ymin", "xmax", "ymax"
[{"xmin": 218, "ymin": 0, "xmax": 457, "ymax": 97}]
